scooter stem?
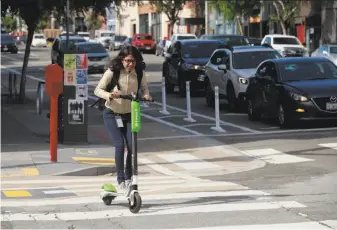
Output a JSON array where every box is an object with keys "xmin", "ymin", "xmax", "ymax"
[{"xmin": 131, "ymin": 131, "xmax": 138, "ymax": 190}]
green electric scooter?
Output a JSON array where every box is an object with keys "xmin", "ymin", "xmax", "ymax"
[{"xmin": 100, "ymin": 92, "xmax": 153, "ymax": 214}]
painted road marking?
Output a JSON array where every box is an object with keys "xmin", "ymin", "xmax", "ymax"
[
  {"xmin": 0, "ymin": 201, "xmax": 306, "ymax": 221},
  {"xmin": 319, "ymin": 143, "xmax": 337, "ymax": 150},
  {"xmin": 1, "ymin": 190, "xmax": 270, "ymax": 207},
  {"xmin": 75, "ymin": 149, "xmax": 99, "ymax": 156},
  {"xmin": 21, "ymin": 168, "xmax": 40, "ymax": 176},
  {"xmin": 72, "ymin": 157, "xmax": 115, "ymax": 165},
  {"xmin": 2, "ymin": 190, "xmax": 32, "ymax": 197},
  {"xmin": 242, "ymin": 148, "xmax": 314, "ymax": 164},
  {"xmin": 158, "ymin": 153, "xmax": 221, "ymax": 170}
]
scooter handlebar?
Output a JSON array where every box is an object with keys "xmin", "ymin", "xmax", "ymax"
[{"xmin": 119, "ymin": 94, "xmax": 154, "ymax": 102}]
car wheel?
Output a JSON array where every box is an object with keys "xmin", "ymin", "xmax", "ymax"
[
  {"xmin": 205, "ymin": 79, "xmax": 214, "ymax": 107},
  {"xmin": 278, "ymin": 103, "xmax": 292, "ymax": 128},
  {"xmin": 227, "ymin": 84, "xmax": 238, "ymax": 112},
  {"xmin": 247, "ymin": 98, "xmax": 261, "ymax": 121}
]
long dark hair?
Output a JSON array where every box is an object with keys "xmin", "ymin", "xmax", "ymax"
[{"xmin": 109, "ymin": 46, "xmax": 146, "ymax": 72}]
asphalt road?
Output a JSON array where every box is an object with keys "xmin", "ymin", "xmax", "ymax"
[{"xmin": 1, "ymin": 45, "xmax": 337, "ymax": 229}]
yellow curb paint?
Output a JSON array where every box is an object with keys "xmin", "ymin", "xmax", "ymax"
[
  {"xmin": 20, "ymin": 168, "xmax": 40, "ymax": 176},
  {"xmin": 72, "ymin": 157, "xmax": 115, "ymax": 166},
  {"xmin": 3, "ymin": 190, "xmax": 32, "ymax": 197}
]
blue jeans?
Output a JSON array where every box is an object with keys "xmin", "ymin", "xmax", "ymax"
[{"xmin": 103, "ymin": 108, "xmax": 132, "ymax": 184}]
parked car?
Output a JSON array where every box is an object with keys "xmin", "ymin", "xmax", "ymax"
[
  {"xmin": 248, "ymin": 37, "xmax": 262, "ymax": 46},
  {"xmin": 165, "ymin": 33, "xmax": 197, "ymax": 54},
  {"xmin": 1, "ymin": 34, "xmax": 18, "ymax": 53},
  {"xmin": 156, "ymin": 39, "xmax": 166, "ymax": 56},
  {"xmin": 77, "ymin": 32, "xmax": 90, "ymax": 41},
  {"xmin": 75, "ymin": 42, "xmax": 110, "ymax": 73},
  {"xmin": 261, "ymin": 34, "xmax": 309, "ymax": 57},
  {"xmin": 311, "ymin": 44, "xmax": 337, "ymax": 66},
  {"xmin": 51, "ymin": 35, "xmax": 86, "ymax": 66},
  {"xmin": 163, "ymin": 39, "xmax": 224, "ymax": 97},
  {"xmin": 204, "ymin": 45, "xmax": 282, "ymax": 110},
  {"xmin": 31, "ymin": 33, "xmax": 47, "ymax": 47},
  {"xmin": 132, "ymin": 33, "xmax": 156, "ymax": 54},
  {"xmin": 109, "ymin": 35, "xmax": 127, "ymax": 51},
  {"xmin": 121, "ymin": 37, "xmax": 132, "ymax": 49},
  {"xmin": 246, "ymin": 57, "xmax": 337, "ymax": 128},
  {"xmin": 200, "ymin": 34, "xmax": 250, "ymax": 46}
]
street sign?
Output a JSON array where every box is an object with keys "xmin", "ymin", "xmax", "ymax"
[{"xmin": 45, "ymin": 64, "xmax": 63, "ymax": 96}]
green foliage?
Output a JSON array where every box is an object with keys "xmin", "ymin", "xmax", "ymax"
[
  {"xmin": 36, "ymin": 12, "xmax": 49, "ymax": 32},
  {"xmin": 269, "ymin": 0, "xmax": 301, "ymax": 26},
  {"xmin": 86, "ymin": 11, "xmax": 103, "ymax": 32},
  {"xmin": 213, "ymin": 0, "xmax": 261, "ymax": 22},
  {"xmin": 149, "ymin": 0, "xmax": 187, "ymax": 23},
  {"xmin": 1, "ymin": 15, "xmax": 17, "ymax": 32}
]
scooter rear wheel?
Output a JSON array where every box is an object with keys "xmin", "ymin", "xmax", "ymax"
[
  {"xmin": 102, "ymin": 196, "xmax": 115, "ymax": 205},
  {"xmin": 129, "ymin": 192, "xmax": 142, "ymax": 213}
]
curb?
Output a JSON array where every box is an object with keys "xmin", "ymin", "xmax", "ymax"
[{"xmin": 53, "ymin": 165, "xmax": 116, "ymax": 176}]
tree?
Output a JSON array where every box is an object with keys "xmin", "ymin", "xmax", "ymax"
[
  {"xmin": 85, "ymin": 10, "xmax": 104, "ymax": 38},
  {"xmin": 36, "ymin": 12, "xmax": 49, "ymax": 32},
  {"xmin": 2, "ymin": 15, "xmax": 18, "ymax": 32},
  {"xmin": 212, "ymin": 0, "xmax": 261, "ymax": 35},
  {"xmin": 321, "ymin": 0, "xmax": 337, "ymax": 44},
  {"xmin": 193, "ymin": 0, "xmax": 205, "ymax": 36},
  {"xmin": 269, "ymin": 0, "xmax": 301, "ymax": 35},
  {"xmin": 149, "ymin": 0, "xmax": 187, "ymax": 37},
  {"xmin": 1, "ymin": 0, "xmax": 118, "ymax": 103}
]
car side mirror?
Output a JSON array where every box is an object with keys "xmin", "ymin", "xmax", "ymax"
[{"xmin": 218, "ymin": 64, "xmax": 227, "ymax": 70}]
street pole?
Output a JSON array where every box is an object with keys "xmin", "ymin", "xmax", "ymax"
[{"xmin": 66, "ymin": 0, "xmax": 70, "ymax": 50}]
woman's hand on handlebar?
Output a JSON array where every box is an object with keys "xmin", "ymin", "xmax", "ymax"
[
  {"xmin": 143, "ymin": 94, "xmax": 153, "ymax": 103},
  {"xmin": 109, "ymin": 91, "xmax": 120, "ymax": 100}
]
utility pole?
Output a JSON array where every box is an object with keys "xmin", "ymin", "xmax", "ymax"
[
  {"xmin": 66, "ymin": 0, "xmax": 70, "ymax": 50},
  {"xmin": 205, "ymin": 0, "xmax": 208, "ymax": 35}
]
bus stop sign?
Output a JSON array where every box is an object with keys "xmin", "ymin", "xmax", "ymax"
[{"xmin": 45, "ymin": 64, "xmax": 63, "ymax": 96}]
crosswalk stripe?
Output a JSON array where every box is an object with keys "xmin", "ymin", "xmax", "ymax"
[
  {"xmin": 0, "ymin": 176, "xmax": 176, "ymax": 185},
  {"xmin": 1, "ymin": 190, "xmax": 270, "ymax": 207},
  {"xmin": 319, "ymin": 143, "xmax": 337, "ymax": 150},
  {"xmin": 157, "ymin": 153, "xmax": 222, "ymax": 170},
  {"xmin": 242, "ymin": 148, "xmax": 314, "ymax": 164},
  {"xmin": 0, "ymin": 201, "xmax": 305, "ymax": 221}
]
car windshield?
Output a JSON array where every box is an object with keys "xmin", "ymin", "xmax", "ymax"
[
  {"xmin": 278, "ymin": 61, "xmax": 337, "ymax": 81},
  {"xmin": 137, "ymin": 35, "xmax": 152, "ymax": 40},
  {"xmin": 330, "ymin": 46, "xmax": 337, "ymax": 54},
  {"xmin": 34, "ymin": 35, "xmax": 45, "ymax": 39},
  {"xmin": 78, "ymin": 34, "xmax": 89, "ymax": 37},
  {"xmin": 114, "ymin": 36, "xmax": 127, "ymax": 41},
  {"xmin": 76, "ymin": 43, "xmax": 106, "ymax": 53},
  {"xmin": 273, "ymin": 37, "xmax": 301, "ymax": 45},
  {"xmin": 101, "ymin": 33, "xmax": 113, "ymax": 37},
  {"xmin": 1, "ymin": 35, "xmax": 13, "ymax": 42},
  {"xmin": 177, "ymin": 36, "xmax": 196, "ymax": 40},
  {"xmin": 182, "ymin": 42, "xmax": 221, "ymax": 58},
  {"xmin": 61, "ymin": 39, "xmax": 85, "ymax": 51},
  {"xmin": 207, "ymin": 36, "xmax": 249, "ymax": 46},
  {"xmin": 233, "ymin": 51, "xmax": 282, "ymax": 69}
]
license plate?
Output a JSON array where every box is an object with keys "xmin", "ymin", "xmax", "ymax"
[
  {"xmin": 326, "ymin": 102, "xmax": 337, "ymax": 110},
  {"xmin": 3, "ymin": 47, "xmax": 8, "ymax": 51},
  {"xmin": 145, "ymin": 47, "xmax": 151, "ymax": 50},
  {"xmin": 197, "ymin": 75, "xmax": 205, "ymax": 81}
]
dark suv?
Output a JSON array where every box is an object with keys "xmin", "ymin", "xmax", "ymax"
[
  {"xmin": 51, "ymin": 35, "xmax": 86, "ymax": 66},
  {"xmin": 163, "ymin": 39, "xmax": 224, "ymax": 97},
  {"xmin": 1, "ymin": 34, "xmax": 18, "ymax": 53}
]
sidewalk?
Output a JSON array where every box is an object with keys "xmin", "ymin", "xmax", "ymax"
[{"xmin": 1, "ymin": 78, "xmax": 266, "ymax": 179}]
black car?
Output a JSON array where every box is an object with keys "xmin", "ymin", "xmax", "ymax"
[
  {"xmin": 199, "ymin": 34, "xmax": 250, "ymax": 46},
  {"xmin": 1, "ymin": 34, "xmax": 18, "ymax": 53},
  {"xmin": 51, "ymin": 35, "xmax": 86, "ymax": 66},
  {"xmin": 163, "ymin": 39, "xmax": 225, "ymax": 97},
  {"xmin": 246, "ymin": 57, "xmax": 337, "ymax": 128}
]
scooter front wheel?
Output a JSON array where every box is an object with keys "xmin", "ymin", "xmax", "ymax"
[{"xmin": 129, "ymin": 192, "xmax": 142, "ymax": 213}]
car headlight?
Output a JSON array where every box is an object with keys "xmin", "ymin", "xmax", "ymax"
[
  {"xmin": 238, "ymin": 77, "xmax": 249, "ymax": 84},
  {"xmin": 290, "ymin": 92, "xmax": 308, "ymax": 102}
]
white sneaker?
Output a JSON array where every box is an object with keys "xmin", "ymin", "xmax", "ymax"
[
  {"xmin": 117, "ymin": 182, "xmax": 126, "ymax": 195},
  {"xmin": 124, "ymin": 180, "xmax": 132, "ymax": 197}
]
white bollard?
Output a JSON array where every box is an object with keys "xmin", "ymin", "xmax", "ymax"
[
  {"xmin": 183, "ymin": 81, "xmax": 196, "ymax": 122},
  {"xmin": 211, "ymin": 86, "xmax": 226, "ymax": 132},
  {"xmin": 159, "ymin": 77, "xmax": 170, "ymax": 115}
]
